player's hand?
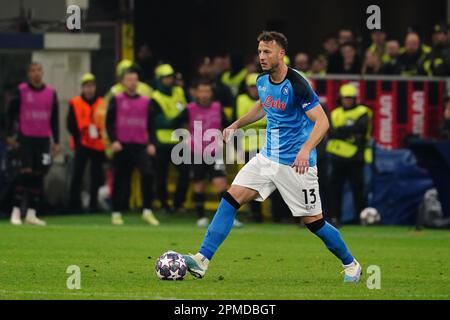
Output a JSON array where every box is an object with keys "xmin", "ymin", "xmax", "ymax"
[
  {"xmin": 223, "ymin": 123, "xmax": 239, "ymax": 143},
  {"xmin": 51, "ymin": 144, "xmax": 61, "ymax": 156},
  {"xmin": 6, "ymin": 137, "xmax": 18, "ymax": 149},
  {"xmin": 147, "ymin": 144, "xmax": 156, "ymax": 156},
  {"xmin": 111, "ymin": 141, "xmax": 123, "ymax": 153},
  {"xmin": 292, "ymin": 148, "xmax": 310, "ymax": 174}
]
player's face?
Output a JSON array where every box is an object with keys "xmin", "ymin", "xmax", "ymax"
[
  {"xmin": 28, "ymin": 64, "xmax": 43, "ymax": 84},
  {"xmin": 258, "ymin": 41, "xmax": 284, "ymax": 73},
  {"xmin": 122, "ymin": 73, "xmax": 139, "ymax": 93},
  {"xmin": 196, "ymin": 84, "xmax": 213, "ymax": 106}
]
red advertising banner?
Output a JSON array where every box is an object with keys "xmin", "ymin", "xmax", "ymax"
[{"xmin": 310, "ymin": 77, "xmax": 446, "ymax": 149}]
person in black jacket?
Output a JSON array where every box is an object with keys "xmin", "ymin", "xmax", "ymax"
[{"xmin": 6, "ymin": 62, "xmax": 60, "ymax": 226}]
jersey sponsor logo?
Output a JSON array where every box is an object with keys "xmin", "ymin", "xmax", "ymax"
[
  {"xmin": 258, "ymin": 86, "xmax": 267, "ymax": 92},
  {"xmin": 262, "ymin": 95, "xmax": 286, "ymax": 111},
  {"xmin": 302, "ymin": 102, "xmax": 311, "ymax": 109}
]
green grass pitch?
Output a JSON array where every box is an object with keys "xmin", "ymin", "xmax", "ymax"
[{"xmin": 0, "ymin": 212, "xmax": 449, "ymax": 300}]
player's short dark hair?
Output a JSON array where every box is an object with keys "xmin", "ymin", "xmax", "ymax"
[
  {"xmin": 121, "ymin": 67, "xmax": 140, "ymax": 79},
  {"xmin": 191, "ymin": 78, "xmax": 216, "ymax": 92},
  {"xmin": 257, "ymin": 31, "xmax": 288, "ymax": 51},
  {"xmin": 27, "ymin": 62, "xmax": 42, "ymax": 71},
  {"xmin": 194, "ymin": 78, "xmax": 214, "ymax": 89}
]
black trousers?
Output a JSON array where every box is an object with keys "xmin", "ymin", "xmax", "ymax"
[
  {"xmin": 155, "ymin": 144, "xmax": 189, "ymax": 209},
  {"xmin": 112, "ymin": 144, "xmax": 154, "ymax": 212},
  {"xmin": 69, "ymin": 145, "xmax": 105, "ymax": 211},
  {"xmin": 13, "ymin": 137, "xmax": 51, "ymax": 211},
  {"xmin": 329, "ymin": 158, "xmax": 366, "ymax": 223}
]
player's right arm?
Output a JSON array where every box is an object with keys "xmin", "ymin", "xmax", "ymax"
[
  {"xmin": 223, "ymin": 100, "xmax": 265, "ymax": 142},
  {"xmin": 106, "ymin": 96, "xmax": 122, "ymax": 152}
]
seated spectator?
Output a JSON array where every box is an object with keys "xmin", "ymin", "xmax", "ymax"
[
  {"xmin": 323, "ymin": 34, "xmax": 342, "ymax": 74},
  {"xmin": 441, "ymin": 96, "xmax": 450, "ymax": 139},
  {"xmin": 310, "ymin": 56, "xmax": 327, "ymax": 75},
  {"xmin": 362, "ymin": 51, "xmax": 381, "ymax": 74},
  {"xmin": 422, "ymin": 23, "xmax": 450, "ymax": 76},
  {"xmin": 338, "ymin": 29, "xmax": 355, "ymax": 46},
  {"xmin": 338, "ymin": 42, "xmax": 362, "ymax": 74},
  {"xmin": 221, "ymin": 52, "xmax": 248, "ymax": 97},
  {"xmin": 196, "ymin": 56, "xmax": 234, "ymax": 113},
  {"xmin": 380, "ymin": 39, "xmax": 402, "ymax": 75},
  {"xmin": 293, "ymin": 52, "xmax": 310, "ymax": 74},
  {"xmin": 367, "ymin": 29, "xmax": 389, "ymax": 63},
  {"xmin": 135, "ymin": 43, "xmax": 156, "ymax": 83},
  {"xmin": 398, "ymin": 32, "xmax": 431, "ymax": 76}
]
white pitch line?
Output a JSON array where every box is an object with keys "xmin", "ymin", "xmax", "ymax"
[
  {"xmin": 0, "ymin": 289, "xmax": 178, "ymax": 300},
  {"xmin": 1, "ymin": 223, "xmax": 448, "ymax": 240},
  {"xmin": 0, "ymin": 289, "xmax": 448, "ymax": 299}
]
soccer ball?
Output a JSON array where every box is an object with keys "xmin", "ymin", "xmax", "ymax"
[
  {"xmin": 155, "ymin": 251, "xmax": 187, "ymax": 280},
  {"xmin": 360, "ymin": 207, "xmax": 381, "ymax": 226}
]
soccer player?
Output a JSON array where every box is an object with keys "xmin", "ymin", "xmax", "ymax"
[
  {"xmin": 182, "ymin": 31, "xmax": 362, "ymax": 282},
  {"xmin": 172, "ymin": 79, "xmax": 242, "ymax": 228},
  {"xmin": 106, "ymin": 68, "xmax": 159, "ymax": 226},
  {"xmin": 6, "ymin": 62, "xmax": 60, "ymax": 226}
]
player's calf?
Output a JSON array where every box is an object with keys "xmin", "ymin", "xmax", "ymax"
[{"xmin": 304, "ymin": 216, "xmax": 360, "ymax": 282}]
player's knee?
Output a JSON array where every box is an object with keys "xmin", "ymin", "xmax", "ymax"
[
  {"xmin": 305, "ymin": 217, "xmax": 325, "ymax": 233},
  {"xmin": 222, "ymin": 190, "xmax": 241, "ymax": 210},
  {"xmin": 228, "ymin": 184, "xmax": 259, "ymax": 206}
]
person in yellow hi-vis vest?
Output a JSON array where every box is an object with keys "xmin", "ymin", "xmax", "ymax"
[
  {"xmin": 235, "ymin": 73, "xmax": 266, "ymax": 222},
  {"xmin": 221, "ymin": 53, "xmax": 248, "ymax": 97},
  {"xmin": 326, "ymin": 84, "xmax": 372, "ymax": 228},
  {"xmin": 151, "ymin": 64, "xmax": 189, "ymax": 213}
]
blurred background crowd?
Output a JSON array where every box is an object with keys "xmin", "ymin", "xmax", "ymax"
[{"xmin": 1, "ymin": 0, "xmax": 449, "ymax": 229}]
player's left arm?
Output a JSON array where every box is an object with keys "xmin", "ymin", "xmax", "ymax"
[
  {"xmin": 50, "ymin": 91, "xmax": 61, "ymax": 155},
  {"xmin": 292, "ymin": 105, "xmax": 329, "ymax": 174}
]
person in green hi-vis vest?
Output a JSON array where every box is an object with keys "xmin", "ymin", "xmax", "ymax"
[
  {"xmin": 235, "ymin": 73, "xmax": 266, "ymax": 222},
  {"xmin": 150, "ymin": 64, "xmax": 189, "ymax": 213}
]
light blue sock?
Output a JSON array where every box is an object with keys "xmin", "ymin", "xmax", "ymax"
[
  {"xmin": 311, "ymin": 221, "xmax": 354, "ymax": 265},
  {"xmin": 199, "ymin": 194, "xmax": 238, "ymax": 260}
]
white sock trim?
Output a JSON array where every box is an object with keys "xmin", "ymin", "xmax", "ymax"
[
  {"xmin": 343, "ymin": 259, "xmax": 356, "ymax": 268},
  {"xmin": 11, "ymin": 206, "xmax": 21, "ymax": 216},
  {"xmin": 195, "ymin": 253, "xmax": 210, "ymax": 264},
  {"xmin": 142, "ymin": 209, "xmax": 153, "ymax": 215}
]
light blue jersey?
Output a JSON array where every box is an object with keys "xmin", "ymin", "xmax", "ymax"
[{"xmin": 257, "ymin": 67, "xmax": 320, "ymax": 166}]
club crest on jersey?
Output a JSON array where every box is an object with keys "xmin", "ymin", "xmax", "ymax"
[
  {"xmin": 282, "ymin": 85, "xmax": 289, "ymax": 96},
  {"xmin": 262, "ymin": 95, "xmax": 286, "ymax": 111}
]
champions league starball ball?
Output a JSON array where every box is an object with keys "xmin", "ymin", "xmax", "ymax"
[
  {"xmin": 155, "ymin": 251, "xmax": 187, "ymax": 280},
  {"xmin": 360, "ymin": 207, "xmax": 381, "ymax": 226}
]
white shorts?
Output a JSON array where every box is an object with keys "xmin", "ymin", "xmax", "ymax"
[{"xmin": 232, "ymin": 153, "xmax": 322, "ymax": 217}]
